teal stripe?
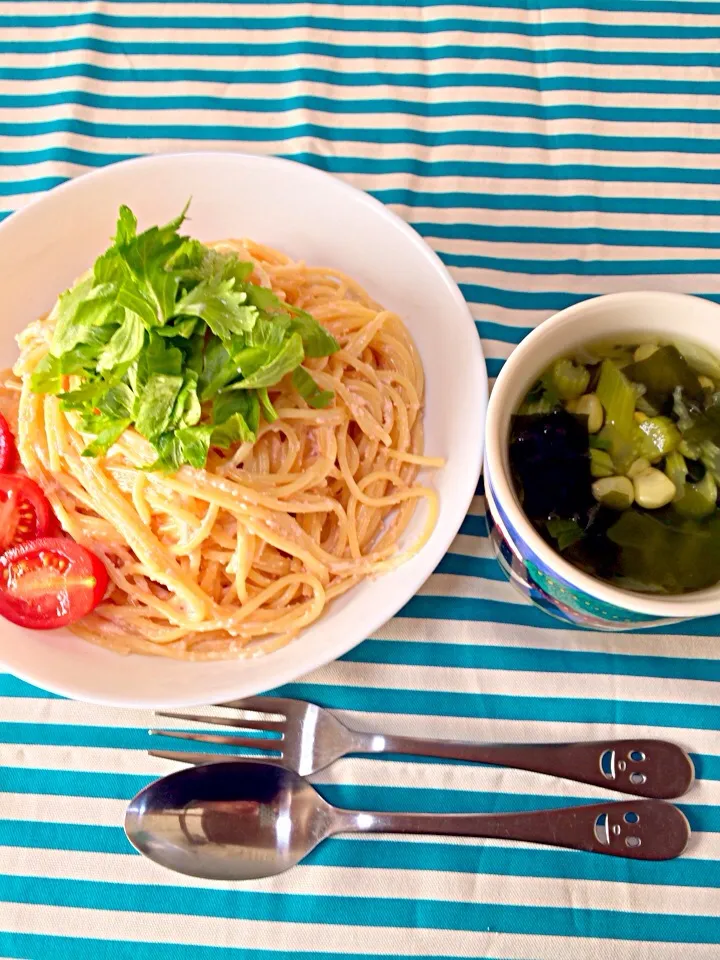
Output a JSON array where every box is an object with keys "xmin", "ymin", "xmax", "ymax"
[
  {"xmin": 3, "ymin": 146, "xmax": 720, "ymax": 192},
  {"xmin": 0, "ymin": 176, "xmax": 65, "ymax": 196},
  {"xmin": 0, "ymin": 821, "xmax": 717, "ymax": 887},
  {"xmin": 399, "ymin": 594, "xmax": 720, "ymax": 640},
  {"xmin": 8, "ymin": 13, "xmax": 720, "ymax": 39},
  {"xmin": 5, "ymin": 91, "xmax": 720, "ymax": 127},
  {"xmin": 7, "ymin": 63, "xmax": 720, "ymax": 98},
  {"xmin": 458, "ymin": 515, "xmax": 488, "ymax": 537},
  {"xmin": 2, "ymin": 38, "xmax": 720, "ymax": 67},
  {"xmin": 418, "ymin": 222, "xmax": 720, "ymax": 249},
  {"xmin": 435, "ymin": 552, "xmax": 506, "ymax": 580},
  {"xmin": 0, "ymin": 674, "xmax": 64, "ymax": 698},
  {"xmin": 377, "ymin": 189, "xmax": 720, "ymax": 217},
  {"xmin": 7, "ymin": 176, "xmax": 720, "ymax": 224},
  {"xmin": 0, "ymin": 875, "xmax": 718, "ymax": 941},
  {"xmin": 477, "ymin": 321, "xmax": 532, "ymax": 344},
  {"xmin": 441, "ymin": 252, "xmax": 720, "ymax": 277},
  {"xmin": 3, "ymin": 118, "xmax": 720, "ymax": 156},
  {"xmin": 0, "ymin": 935, "xmax": 510, "ymax": 960}
]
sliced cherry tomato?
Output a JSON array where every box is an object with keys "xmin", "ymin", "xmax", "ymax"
[
  {"xmin": 0, "ymin": 413, "xmax": 16, "ymax": 472},
  {"xmin": 0, "ymin": 537, "xmax": 109, "ymax": 629},
  {"xmin": 0, "ymin": 476, "xmax": 53, "ymax": 553}
]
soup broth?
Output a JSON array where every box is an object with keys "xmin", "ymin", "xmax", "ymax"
[{"xmin": 510, "ymin": 338, "xmax": 720, "ymax": 594}]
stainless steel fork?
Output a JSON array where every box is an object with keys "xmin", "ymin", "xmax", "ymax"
[{"xmin": 149, "ymin": 695, "xmax": 695, "ymax": 799}]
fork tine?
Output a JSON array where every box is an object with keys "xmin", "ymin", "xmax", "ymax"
[
  {"xmin": 155, "ymin": 710, "xmax": 284, "ymax": 733},
  {"xmin": 149, "ymin": 749, "xmax": 283, "ymax": 767},
  {"xmin": 217, "ymin": 696, "xmax": 290, "ymax": 715},
  {"xmin": 149, "ymin": 728, "xmax": 282, "ymax": 753}
]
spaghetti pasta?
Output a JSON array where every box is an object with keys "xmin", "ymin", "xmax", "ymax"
[{"xmin": 5, "ymin": 240, "xmax": 440, "ymax": 659}]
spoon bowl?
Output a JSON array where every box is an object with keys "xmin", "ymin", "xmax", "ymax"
[{"xmin": 125, "ymin": 761, "xmax": 336, "ymax": 880}]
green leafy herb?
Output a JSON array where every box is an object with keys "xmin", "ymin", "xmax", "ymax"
[
  {"xmin": 32, "ymin": 202, "xmax": 340, "ymax": 470},
  {"xmin": 292, "ymin": 366, "xmax": 334, "ymax": 409}
]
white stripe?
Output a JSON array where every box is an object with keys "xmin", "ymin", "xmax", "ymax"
[
  {"xmin": 10, "ymin": 1, "xmax": 720, "ymax": 28},
  {"xmin": 382, "ymin": 613, "xmax": 720, "ymax": 661},
  {"xmin": 0, "ymin": 901, "xmax": 717, "ymax": 959},
  {"xmin": 419, "ymin": 571, "xmax": 522, "ymax": 604},
  {"xmin": 7, "ymin": 23, "xmax": 720, "ymax": 55},
  {"xmin": 302, "ymin": 659, "xmax": 720, "ymax": 708}
]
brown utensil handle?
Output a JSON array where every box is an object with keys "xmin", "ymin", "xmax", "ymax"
[
  {"xmin": 341, "ymin": 799, "xmax": 690, "ymax": 860},
  {"xmin": 369, "ymin": 736, "xmax": 694, "ymax": 799}
]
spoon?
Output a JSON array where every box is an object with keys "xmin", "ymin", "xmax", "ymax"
[{"xmin": 125, "ymin": 761, "xmax": 691, "ymax": 880}]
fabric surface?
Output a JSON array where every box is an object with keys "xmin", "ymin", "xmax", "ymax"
[{"xmin": 1, "ymin": 1, "xmax": 719, "ymax": 957}]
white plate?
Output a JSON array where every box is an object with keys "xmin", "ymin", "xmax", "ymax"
[{"xmin": 0, "ymin": 152, "xmax": 486, "ymax": 707}]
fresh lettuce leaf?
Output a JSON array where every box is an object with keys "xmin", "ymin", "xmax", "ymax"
[
  {"xmin": 211, "ymin": 413, "xmax": 256, "ymax": 449},
  {"xmin": 176, "ymin": 277, "xmax": 259, "ymax": 340},
  {"xmin": 134, "ymin": 374, "xmax": 183, "ymax": 439},
  {"xmin": 97, "ymin": 383, "xmax": 134, "ymax": 421},
  {"xmin": 213, "ymin": 388, "xmax": 260, "ymax": 434},
  {"xmin": 287, "ymin": 307, "xmax": 340, "ymax": 358},
  {"xmin": 291, "ymin": 366, "xmax": 334, "ymax": 409},
  {"xmin": 233, "ymin": 332, "xmax": 304, "ymax": 390},
  {"xmin": 176, "ymin": 424, "xmax": 214, "ymax": 468},
  {"xmin": 51, "ymin": 279, "xmax": 119, "ymax": 356},
  {"xmin": 97, "ymin": 311, "xmax": 145, "ymax": 372},
  {"xmin": 198, "ymin": 337, "xmax": 237, "ymax": 402},
  {"xmin": 82, "ymin": 419, "xmax": 131, "ymax": 457}
]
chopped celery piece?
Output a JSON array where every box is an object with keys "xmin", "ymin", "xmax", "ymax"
[
  {"xmin": 517, "ymin": 375, "xmax": 560, "ymax": 415},
  {"xmin": 664, "ymin": 450, "xmax": 687, "ymax": 500},
  {"xmin": 551, "ymin": 358, "xmax": 590, "ymax": 400},
  {"xmin": 589, "ymin": 433, "xmax": 611, "ymax": 451},
  {"xmin": 596, "ymin": 361, "xmax": 637, "ymax": 437},
  {"xmin": 674, "ymin": 339, "xmax": 720, "ymax": 380},
  {"xmin": 633, "ymin": 344, "xmax": 658, "ymax": 363},
  {"xmin": 623, "ymin": 345, "xmax": 702, "ymax": 410},
  {"xmin": 590, "ymin": 448, "xmax": 615, "ymax": 478},
  {"xmin": 637, "ymin": 415, "xmax": 681, "ymax": 461},
  {"xmin": 700, "ymin": 439, "xmax": 720, "ymax": 482},
  {"xmin": 673, "ymin": 471, "xmax": 717, "ymax": 519}
]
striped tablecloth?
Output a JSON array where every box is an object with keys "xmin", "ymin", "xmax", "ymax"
[{"xmin": 1, "ymin": 2, "xmax": 719, "ymax": 958}]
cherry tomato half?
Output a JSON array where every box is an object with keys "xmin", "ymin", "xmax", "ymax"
[
  {"xmin": 0, "ymin": 537, "xmax": 109, "ymax": 629},
  {"xmin": 0, "ymin": 475, "xmax": 53, "ymax": 553},
  {"xmin": 0, "ymin": 413, "xmax": 16, "ymax": 472}
]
